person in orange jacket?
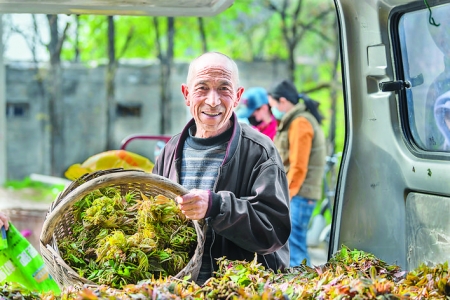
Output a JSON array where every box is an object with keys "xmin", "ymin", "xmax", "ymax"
[{"xmin": 268, "ymin": 79, "xmax": 327, "ymax": 267}]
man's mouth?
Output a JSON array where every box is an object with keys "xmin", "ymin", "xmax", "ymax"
[{"xmin": 203, "ymin": 112, "xmax": 221, "ymax": 117}]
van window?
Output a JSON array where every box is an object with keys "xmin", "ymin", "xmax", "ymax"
[{"xmin": 398, "ymin": 4, "xmax": 450, "ymax": 151}]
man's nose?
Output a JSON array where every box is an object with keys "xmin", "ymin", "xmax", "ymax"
[{"xmin": 205, "ymin": 90, "xmax": 221, "ymax": 107}]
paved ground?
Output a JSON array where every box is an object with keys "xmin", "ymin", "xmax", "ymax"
[{"xmin": 0, "ymin": 187, "xmax": 55, "ymax": 210}]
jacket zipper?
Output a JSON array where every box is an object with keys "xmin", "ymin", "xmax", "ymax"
[{"xmin": 207, "ymin": 166, "xmax": 221, "ymax": 273}]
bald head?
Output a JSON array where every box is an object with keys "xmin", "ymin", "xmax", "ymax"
[
  {"xmin": 186, "ymin": 52, "xmax": 240, "ymax": 89},
  {"xmin": 181, "ymin": 51, "xmax": 244, "ymax": 138}
]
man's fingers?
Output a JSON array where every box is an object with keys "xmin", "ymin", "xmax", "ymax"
[
  {"xmin": 176, "ymin": 190, "xmax": 207, "ymax": 220},
  {"xmin": 179, "ymin": 202, "xmax": 195, "ymax": 211},
  {"xmin": 179, "ymin": 204, "xmax": 200, "ymax": 220},
  {"xmin": 184, "ymin": 211, "xmax": 199, "ymax": 220},
  {"xmin": 176, "ymin": 195, "xmax": 192, "ymax": 204}
]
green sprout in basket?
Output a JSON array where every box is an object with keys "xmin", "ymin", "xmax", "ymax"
[{"xmin": 57, "ymin": 187, "xmax": 197, "ymax": 288}]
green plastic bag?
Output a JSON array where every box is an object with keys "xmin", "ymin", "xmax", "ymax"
[
  {"xmin": 0, "ymin": 222, "xmax": 61, "ymax": 295},
  {"xmin": 0, "ymin": 227, "xmax": 7, "ymax": 250}
]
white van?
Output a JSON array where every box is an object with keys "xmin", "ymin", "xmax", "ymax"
[{"xmin": 2, "ymin": 0, "xmax": 448, "ymax": 273}]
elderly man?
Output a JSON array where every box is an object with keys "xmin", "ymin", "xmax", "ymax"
[{"xmin": 152, "ymin": 52, "xmax": 291, "ymax": 284}]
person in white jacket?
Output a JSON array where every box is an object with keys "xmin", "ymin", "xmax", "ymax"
[{"xmin": 434, "ymin": 90, "xmax": 450, "ymax": 151}]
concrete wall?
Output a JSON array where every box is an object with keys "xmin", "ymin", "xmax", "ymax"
[{"xmin": 5, "ymin": 59, "xmax": 287, "ymax": 180}]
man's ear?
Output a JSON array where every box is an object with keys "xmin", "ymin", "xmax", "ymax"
[
  {"xmin": 181, "ymin": 84, "xmax": 190, "ymax": 106},
  {"xmin": 234, "ymin": 87, "xmax": 245, "ymax": 107}
]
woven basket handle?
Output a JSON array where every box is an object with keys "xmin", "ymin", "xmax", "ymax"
[
  {"xmin": 40, "ymin": 170, "xmax": 189, "ymax": 245},
  {"xmin": 52, "ymin": 168, "xmax": 129, "ymax": 208}
]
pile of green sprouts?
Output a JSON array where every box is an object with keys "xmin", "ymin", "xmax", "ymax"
[{"xmin": 57, "ymin": 187, "xmax": 197, "ymax": 288}]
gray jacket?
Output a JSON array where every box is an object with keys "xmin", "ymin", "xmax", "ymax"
[{"xmin": 152, "ymin": 113, "xmax": 291, "ymax": 272}]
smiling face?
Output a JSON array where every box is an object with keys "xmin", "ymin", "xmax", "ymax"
[{"xmin": 182, "ymin": 53, "xmax": 244, "ymax": 138}]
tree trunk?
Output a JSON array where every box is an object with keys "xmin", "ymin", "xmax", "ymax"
[
  {"xmin": 106, "ymin": 16, "xmax": 116, "ymax": 150},
  {"xmin": 74, "ymin": 15, "xmax": 80, "ymax": 62},
  {"xmin": 198, "ymin": 17, "xmax": 208, "ymax": 53},
  {"xmin": 46, "ymin": 15, "xmax": 65, "ymax": 177},
  {"xmin": 156, "ymin": 17, "xmax": 175, "ymax": 134},
  {"xmin": 288, "ymin": 44, "xmax": 296, "ymax": 82},
  {"xmin": 328, "ymin": 22, "xmax": 340, "ymax": 156}
]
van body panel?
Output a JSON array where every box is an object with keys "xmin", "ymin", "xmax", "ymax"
[
  {"xmin": 0, "ymin": 0, "xmax": 234, "ymax": 16},
  {"xmin": 406, "ymin": 192, "xmax": 450, "ymax": 269},
  {"xmin": 333, "ymin": 0, "xmax": 450, "ymax": 270}
]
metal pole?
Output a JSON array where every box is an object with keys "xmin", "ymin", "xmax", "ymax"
[{"xmin": 0, "ymin": 15, "xmax": 5, "ymax": 185}]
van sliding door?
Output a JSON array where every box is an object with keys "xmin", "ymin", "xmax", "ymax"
[{"xmin": 332, "ymin": 0, "xmax": 450, "ymax": 271}]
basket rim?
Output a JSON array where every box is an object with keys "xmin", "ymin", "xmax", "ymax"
[{"xmin": 40, "ymin": 169, "xmax": 188, "ymax": 245}]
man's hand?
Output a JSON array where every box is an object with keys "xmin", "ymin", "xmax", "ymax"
[
  {"xmin": 0, "ymin": 212, "xmax": 9, "ymax": 230},
  {"xmin": 176, "ymin": 189, "xmax": 210, "ymax": 220}
]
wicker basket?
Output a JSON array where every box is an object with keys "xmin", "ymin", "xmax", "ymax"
[{"xmin": 39, "ymin": 168, "xmax": 205, "ymax": 289}]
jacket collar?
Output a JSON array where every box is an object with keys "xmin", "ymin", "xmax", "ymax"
[{"xmin": 175, "ymin": 112, "xmax": 241, "ymax": 166}]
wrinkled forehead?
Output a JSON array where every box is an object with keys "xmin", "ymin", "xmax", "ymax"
[{"xmin": 188, "ymin": 53, "xmax": 239, "ymax": 87}]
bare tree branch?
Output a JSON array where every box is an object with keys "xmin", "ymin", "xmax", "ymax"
[
  {"xmin": 296, "ymin": 8, "xmax": 334, "ymax": 32},
  {"xmin": 55, "ymin": 22, "xmax": 70, "ymax": 57},
  {"xmin": 291, "ymin": 0, "xmax": 303, "ymax": 43},
  {"xmin": 32, "ymin": 15, "xmax": 45, "ymax": 47},
  {"xmin": 118, "ymin": 26, "xmax": 135, "ymax": 59},
  {"xmin": 74, "ymin": 15, "xmax": 80, "ymax": 62},
  {"xmin": 197, "ymin": 17, "xmax": 208, "ymax": 53},
  {"xmin": 153, "ymin": 17, "xmax": 162, "ymax": 61},
  {"xmin": 46, "ymin": 15, "xmax": 70, "ymax": 65},
  {"xmin": 255, "ymin": 23, "xmax": 272, "ymax": 60},
  {"xmin": 107, "ymin": 16, "xmax": 115, "ymax": 64},
  {"xmin": 306, "ymin": 25, "xmax": 334, "ymax": 44},
  {"xmin": 167, "ymin": 17, "xmax": 174, "ymax": 61},
  {"xmin": 291, "ymin": 8, "xmax": 333, "ymax": 45},
  {"xmin": 302, "ymin": 82, "xmax": 330, "ymax": 94},
  {"xmin": 9, "ymin": 26, "xmax": 36, "ymax": 60},
  {"xmin": 278, "ymin": 1, "xmax": 293, "ymax": 49}
]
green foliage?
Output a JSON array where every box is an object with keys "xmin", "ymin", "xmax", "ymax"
[
  {"xmin": 59, "ymin": 1, "xmax": 326, "ymax": 63},
  {"xmin": 4, "ymin": 177, "xmax": 62, "ymax": 190},
  {"xmin": 58, "ymin": 189, "xmax": 197, "ymax": 288},
  {"xmin": 5, "ymin": 245, "xmax": 450, "ymax": 299},
  {"xmin": 56, "ymin": 0, "xmax": 345, "ymax": 183},
  {"xmin": 3, "ymin": 177, "xmax": 65, "ymax": 202},
  {"xmin": 61, "ymin": 15, "xmax": 160, "ymax": 62}
]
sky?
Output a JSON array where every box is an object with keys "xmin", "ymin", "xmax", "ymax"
[{"xmin": 2, "ymin": 14, "xmax": 70, "ymax": 61}]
